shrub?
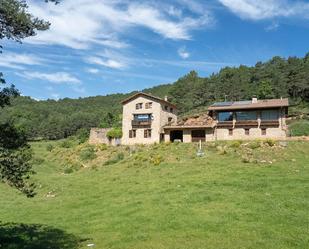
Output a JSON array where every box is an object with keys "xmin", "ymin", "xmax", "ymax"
[
  {"xmin": 64, "ymin": 162, "xmax": 82, "ymax": 174},
  {"xmin": 76, "ymin": 128, "xmax": 89, "ymax": 143},
  {"xmin": 59, "ymin": 140, "xmax": 73, "ymax": 148},
  {"xmin": 229, "ymin": 140, "xmax": 242, "ymax": 148},
  {"xmin": 241, "ymin": 155, "xmax": 250, "ymax": 163},
  {"xmin": 98, "ymin": 143, "xmax": 108, "ymax": 151},
  {"xmin": 249, "ymin": 140, "xmax": 261, "ymax": 149},
  {"xmin": 289, "ymin": 120, "xmax": 309, "ymax": 136},
  {"xmin": 64, "ymin": 167, "xmax": 74, "ymax": 174},
  {"xmin": 264, "ymin": 139, "xmax": 275, "ymax": 147},
  {"xmin": 46, "ymin": 144, "xmax": 54, "ymax": 152},
  {"xmin": 216, "ymin": 145, "xmax": 227, "ymax": 155},
  {"xmin": 149, "ymin": 154, "xmax": 163, "ymax": 165},
  {"xmin": 104, "ymin": 152, "xmax": 124, "ymax": 165},
  {"xmin": 79, "ymin": 146, "xmax": 97, "ymax": 161},
  {"xmin": 107, "ymin": 128, "xmax": 122, "ymax": 139}
]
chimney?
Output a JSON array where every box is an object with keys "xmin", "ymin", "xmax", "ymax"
[
  {"xmin": 252, "ymin": 97, "xmax": 258, "ymax": 103},
  {"xmin": 164, "ymin": 96, "xmax": 168, "ymax": 101}
]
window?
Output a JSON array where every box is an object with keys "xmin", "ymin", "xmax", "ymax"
[
  {"xmin": 236, "ymin": 111, "xmax": 257, "ymax": 121},
  {"xmin": 144, "ymin": 129, "xmax": 151, "ymax": 138},
  {"xmin": 133, "ymin": 114, "xmax": 151, "ymax": 121},
  {"xmin": 245, "ymin": 128, "xmax": 250, "ymax": 135},
  {"xmin": 170, "ymin": 107, "xmax": 173, "ymax": 113},
  {"xmin": 145, "ymin": 102, "xmax": 152, "ymax": 109},
  {"xmin": 261, "ymin": 109, "xmax": 279, "ymax": 120},
  {"xmin": 229, "ymin": 129, "xmax": 233, "ymax": 136},
  {"xmin": 136, "ymin": 103, "xmax": 143, "ymax": 110},
  {"xmin": 164, "ymin": 105, "xmax": 168, "ymax": 111},
  {"xmin": 129, "ymin": 130, "xmax": 136, "ymax": 138},
  {"xmin": 261, "ymin": 128, "xmax": 267, "ymax": 135},
  {"xmin": 218, "ymin": 112, "xmax": 233, "ymax": 122}
]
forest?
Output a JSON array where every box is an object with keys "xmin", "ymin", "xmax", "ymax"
[{"xmin": 1, "ymin": 53, "xmax": 308, "ymax": 140}]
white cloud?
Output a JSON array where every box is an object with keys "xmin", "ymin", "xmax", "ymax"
[
  {"xmin": 22, "ymin": 71, "xmax": 81, "ymax": 84},
  {"xmin": 0, "ymin": 52, "xmax": 43, "ymax": 69},
  {"xmin": 178, "ymin": 47, "xmax": 190, "ymax": 59},
  {"xmin": 86, "ymin": 56, "xmax": 126, "ymax": 69},
  {"xmin": 86, "ymin": 68, "xmax": 100, "ymax": 74},
  {"xmin": 218, "ymin": 0, "xmax": 309, "ymax": 20},
  {"xmin": 265, "ymin": 22, "xmax": 279, "ymax": 31},
  {"xmin": 26, "ymin": 0, "xmax": 213, "ymax": 50}
]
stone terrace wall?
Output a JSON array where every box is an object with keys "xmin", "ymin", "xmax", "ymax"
[
  {"xmin": 89, "ymin": 128, "xmax": 111, "ymax": 144},
  {"xmin": 89, "ymin": 128, "xmax": 121, "ymax": 146}
]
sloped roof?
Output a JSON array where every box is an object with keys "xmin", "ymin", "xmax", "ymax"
[
  {"xmin": 208, "ymin": 98, "xmax": 289, "ymax": 111},
  {"xmin": 121, "ymin": 92, "xmax": 177, "ymax": 109},
  {"xmin": 164, "ymin": 113, "xmax": 215, "ymax": 129}
]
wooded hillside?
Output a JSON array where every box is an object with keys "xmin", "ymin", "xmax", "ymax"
[{"xmin": 1, "ymin": 53, "xmax": 308, "ymax": 140}]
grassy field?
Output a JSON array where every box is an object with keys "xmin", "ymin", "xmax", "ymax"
[{"xmin": 0, "ymin": 140, "xmax": 309, "ymax": 249}]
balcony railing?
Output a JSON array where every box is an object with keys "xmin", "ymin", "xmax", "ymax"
[
  {"xmin": 217, "ymin": 121, "xmax": 233, "ymax": 128},
  {"xmin": 260, "ymin": 120, "xmax": 279, "ymax": 127},
  {"xmin": 235, "ymin": 120, "xmax": 258, "ymax": 128},
  {"xmin": 132, "ymin": 120, "xmax": 152, "ymax": 128}
]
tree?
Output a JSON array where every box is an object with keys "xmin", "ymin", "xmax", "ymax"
[
  {"xmin": 100, "ymin": 112, "xmax": 120, "ymax": 128},
  {"xmin": 0, "ymin": 0, "xmax": 55, "ymax": 196},
  {"xmin": 257, "ymin": 80, "xmax": 273, "ymax": 99}
]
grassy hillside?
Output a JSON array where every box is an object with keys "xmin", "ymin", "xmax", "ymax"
[{"xmin": 1, "ymin": 140, "xmax": 308, "ymax": 249}]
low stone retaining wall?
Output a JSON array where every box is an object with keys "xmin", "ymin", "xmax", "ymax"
[{"xmin": 89, "ymin": 128, "xmax": 121, "ymax": 145}]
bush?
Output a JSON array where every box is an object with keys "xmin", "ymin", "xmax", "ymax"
[
  {"xmin": 107, "ymin": 128, "xmax": 122, "ymax": 139},
  {"xmin": 104, "ymin": 152, "xmax": 124, "ymax": 165},
  {"xmin": 64, "ymin": 162, "xmax": 82, "ymax": 174},
  {"xmin": 249, "ymin": 140, "xmax": 261, "ymax": 149},
  {"xmin": 264, "ymin": 139, "xmax": 275, "ymax": 147},
  {"xmin": 216, "ymin": 145, "xmax": 227, "ymax": 155},
  {"xmin": 76, "ymin": 128, "xmax": 89, "ymax": 143},
  {"xmin": 64, "ymin": 167, "xmax": 74, "ymax": 174},
  {"xmin": 79, "ymin": 146, "xmax": 97, "ymax": 161},
  {"xmin": 46, "ymin": 144, "xmax": 54, "ymax": 152},
  {"xmin": 241, "ymin": 155, "xmax": 250, "ymax": 163},
  {"xmin": 229, "ymin": 140, "xmax": 242, "ymax": 148},
  {"xmin": 59, "ymin": 140, "xmax": 73, "ymax": 148},
  {"xmin": 98, "ymin": 143, "xmax": 108, "ymax": 151},
  {"xmin": 149, "ymin": 154, "xmax": 163, "ymax": 165},
  {"xmin": 289, "ymin": 120, "xmax": 309, "ymax": 136}
]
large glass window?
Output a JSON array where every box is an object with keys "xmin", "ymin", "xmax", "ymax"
[
  {"xmin": 236, "ymin": 111, "xmax": 257, "ymax": 121},
  {"xmin": 261, "ymin": 109, "xmax": 279, "ymax": 120},
  {"xmin": 218, "ymin": 112, "xmax": 233, "ymax": 122},
  {"xmin": 134, "ymin": 114, "xmax": 152, "ymax": 121}
]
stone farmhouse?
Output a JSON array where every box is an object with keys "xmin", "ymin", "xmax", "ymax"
[
  {"xmin": 90, "ymin": 92, "xmax": 289, "ymax": 145},
  {"xmin": 121, "ymin": 92, "xmax": 177, "ymax": 145},
  {"xmin": 121, "ymin": 93, "xmax": 289, "ymax": 145}
]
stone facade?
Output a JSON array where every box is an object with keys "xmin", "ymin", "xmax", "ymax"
[
  {"xmin": 213, "ymin": 108, "xmax": 288, "ymax": 141},
  {"xmin": 163, "ymin": 98, "xmax": 289, "ymax": 143},
  {"xmin": 89, "ymin": 128, "xmax": 120, "ymax": 146},
  {"xmin": 121, "ymin": 93, "xmax": 177, "ymax": 145},
  {"xmin": 92, "ymin": 95, "xmax": 289, "ymax": 146}
]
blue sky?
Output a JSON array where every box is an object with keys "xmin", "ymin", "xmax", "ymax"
[{"xmin": 1, "ymin": 0, "xmax": 309, "ymax": 100}]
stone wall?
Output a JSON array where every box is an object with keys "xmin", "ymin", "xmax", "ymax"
[
  {"xmin": 215, "ymin": 127, "xmax": 287, "ymax": 140},
  {"xmin": 89, "ymin": 128, "xmax": 121, "ymax": 146}
]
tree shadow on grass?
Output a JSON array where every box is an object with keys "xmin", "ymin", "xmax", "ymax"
[{"xmin": 0, "ymin": 222, "xmax": 88, "ymax": 249}]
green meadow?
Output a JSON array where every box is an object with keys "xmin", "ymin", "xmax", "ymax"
[{"xmin": 0, "ymin": 140, "xmax": 308, "ymax": 249}]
